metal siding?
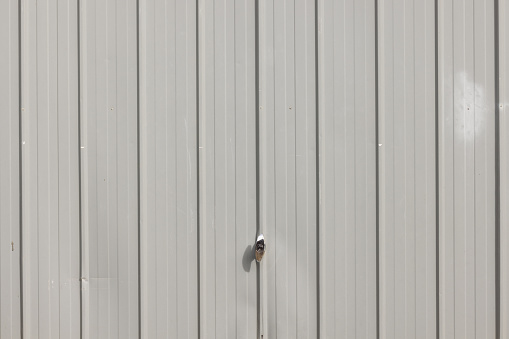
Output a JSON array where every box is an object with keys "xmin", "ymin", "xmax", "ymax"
[
  {"xmin": 378, "ymin": 0, "xmax": 436, "ymax": 338},
  {"xmin": 438, "ymin": 0, "xmax": 496, "ymax": 338},
  {"xmin": 198, "ymin": 0, "xmax": 258, "ymax": 337},
  {"xmin": 80, "ymin": 0, "xmax": 139, "ymax": 336},
  {"xmin": 259, "ymin": 0, "xmax": 318, "ymax": 337},
  {"xmin": 0, "ymin": 0, "xmax": 21, "ymax": 337},
  {"xmin": 0, "ymin": 1, "xmax": 505, "ymax": 338},
  {"xmin": 21, "ymin": 0, "xmax": 81, "ymax": 337},
  {"xmin": 139, "ymin": 0, "xmax": 198, "ymax": 337},
  {"xmin": 318, "ymin": 0, "xmax": 377, "ymax": 338},
  {"xmin": 501, "ymin": 0, "xmax": 509, "ymax": 336}
]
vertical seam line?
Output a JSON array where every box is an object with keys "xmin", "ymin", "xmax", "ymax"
[
  {"xmin": 315, "ymin": 0, "xmax": 320, "ymax": 337},
  {"xmin": 494, "ymin": 0, "xmax": 500, "ymax": 336},
  {"xmin": 77, "ymin": 0, "xmax": 83, "ymax": 335},
  {"xmin": 434, "ymin": 0, "xmax": 440, "ymax": 336},
  {"xmin": 374, "ymin": 0, "xmax": 380, "ymax": 337},
  {"xmin": 136, "ymin": 0, "xmax": 141, "ymax": 335},
  {"xmin": 196, "ymin": 0, "xmax": 201, "ymax": 336},
  {"xmin": 254, "ymin": 1, "xmax": 262, "ymax": 337},
  {"xmin": 18, "ymin": 0, "xmax": 24, "ymax": 336}
]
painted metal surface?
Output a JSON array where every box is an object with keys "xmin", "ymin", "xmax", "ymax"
[
  {"xmin": 80, "ymin": 0, "xmax": 139, "ymax": 337},
  {"xmin": 0, "ymin": 0, "xmax": 504, "ymax": 338},
  {"xmin": 378, "ymin": 0, "xmax": 437, "ymax": 338},
  {"xmin": 198, "ymin": 0, "xmax": 258, "ymax": 338},
  {"xmin": 438, "ymin": 0, "xmax": 496, "ymax": 338},
  {"xmin": 21, "ymin": 0, "xmax": 81, "ymax": 337},
  {"xmin": 0, "ymin": 0, "xmax": 21, "ymax": 337},
  {"xmin": 259, "ymin": 0, "xmax": 318, "ymax": 337},
  {"xmin": 140, "ymin": 0, "xmax": 198, "ymax": 338},
  {"xmin": 501, "ymin": 0, "xmax": 509, "ymax": 337},
  {"xmin": 317, "ymin": 0, "xmax": 377, "ymax": 338}
]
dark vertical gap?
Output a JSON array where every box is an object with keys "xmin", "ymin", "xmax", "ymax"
[
  {"xmin": 254, "ymin": 2, "xmax": 260, "ymax": 239},
  {"xmin": 314, "ymin": 0, "xmax": 320, "ymax": 338},
  {"xmin": 494, "ymin": 0, "xmax": 500, "ymax": 336},
  {"xmin": 18, "ymin": 0, "xmax": 24, "ymax": 336},
  {"xmin": 136, "ymin": 0, "xmax": 141, "ymax": 335},
  {"xmin": 374, "ymin": 0, "xmax": 380, "ymax": 337},
  {"xmin": 195, "ymin": 0, "xmax": 201, "ymax": 336},
  {"xmin": 77, "ymin": 0, "xmax": 83, "ymax": 336},
  {"xmin": 254, "ymin": 0, "xmax": 261, "ymax": 338},
  {"xmin": 254, "ymin": 0, "xmax": 260, "ymax": 241},
  {"xmin": 434, "ymin": 0, "xmax": 440, "ymax": 337}
]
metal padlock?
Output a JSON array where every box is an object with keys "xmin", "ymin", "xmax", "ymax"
[{"xmin": 255, "ymin": 234, "xmax": 266, "ymax": 262}]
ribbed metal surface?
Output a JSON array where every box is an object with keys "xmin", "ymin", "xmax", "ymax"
[
  {"xmin": 198, "ymin": 0, "xmax": 257, "ymax": 337},
  {"xmin": 0, "ymin": 0, "xmax": 504, "ymax": 338},
  {"xmin": 0, "ymin": 0, "xmax": 21, "ymax": 337},
  {"xmin": 438, "ymin": 0, "xmax": 496, "ymax": 337},
  {"xmin": 80, "ymin": 0, "xmax": 139, "ymax": 337},
  {"xmin": 259, "ymin": 0, "xmax": 318, "ymax": 337},
  {"xmin": 21, "ymin": 0, "xmax": 81, "ymax": 337},
  {"xmin": 139, "ymin": 0, "xmax": 199, "ymax": 337},
  {"xmin": 378, "ymin": 0, "xmax": 436, "ymax": 338},
  {"xmin": 317, "ymin": 0, "xmax": 377, "ymax": 338},
  {"xmin": 501, "ymin": 0, "xmax": 509, "ymax": 337}
]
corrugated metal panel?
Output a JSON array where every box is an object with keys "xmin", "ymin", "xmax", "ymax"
[
  {"xmin": 139, "ymin": 0, "xmax": 199, "ymax": 337},
  {"xmin": 317, "ymin": 0, "xmax": 377, "ymax": 338},
  {"xmin": 259, "ymin": 0, "xmax": 317, "ymax": 337},
  {"xmin": 21, "ymin": 0, "xmax": 81, "ymax": 337},
  {"xmin": 438, "ymin": 0, "xmax": 496, "ymax": 337},
  {"xmin": 80, "ymin": 0, "xmax": 139, "ymax": 336},
  {"xmin": 500, "ymin": 0, "xmax": 508, "ymax": 336},
  {"xmin": 0, "ymin": 0, "xmax": 505, "ymax": 337},
  {"xmin": 0, "ymin": 0, "xmax": 21, "ymax": 337},
  {"xmin": 378, "ymin": 0, "xmax": 436, "ymax": 338},
  {"xmin": 198, "ymin": 0, "xmax": 258, "ymax": 337}
]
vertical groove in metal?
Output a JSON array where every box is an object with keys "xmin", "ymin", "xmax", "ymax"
[
  {"xmin": 375, "ymin": 0, "xmax": 380, "ymax": 336},
  {"xmin": 314, "ymin": 0, "xmax": 320, "ymax": 337},
  {"xmin": 18, "ymin": 0, "xmax": 24, "ymax": 336},
  {"xmin": 259, "ymin": 0, "xmax": 269, "ymax": 336},
  {"xmin": 438, "ymin": 0, "xmax": 496, "ymax": 337},
  {"xmin": 494, "ymin": 0, "xmax": 500, "ymax": 337},
  {"xmin": 195, "ymin": 0, "xmax": 201, "ymax": 336},
  {"xmin": 318, "ymin": 0, "xmax": 377, "ymax": 338},
  {"xmin": 77, "ymin": 0, "xmax": 83, "ymax": 336},
  {"xmin": 136, "ymin": 0, "xmax": 141, "ymax": 336},
  {"xmin": 255, "ymin": 1, "xmax": 261, "ymax": 337},
  {"xmin": 377, "ymin": 0, "xmax": 437, "ymax": 338},
  {"xmin": 434, "ymin": 0, "xmax": 440, "ymax": 336}
]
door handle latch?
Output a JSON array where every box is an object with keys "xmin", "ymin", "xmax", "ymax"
[{"xmin": 255, "ymin": 234, "xmax": 266, "ymax": 262}]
